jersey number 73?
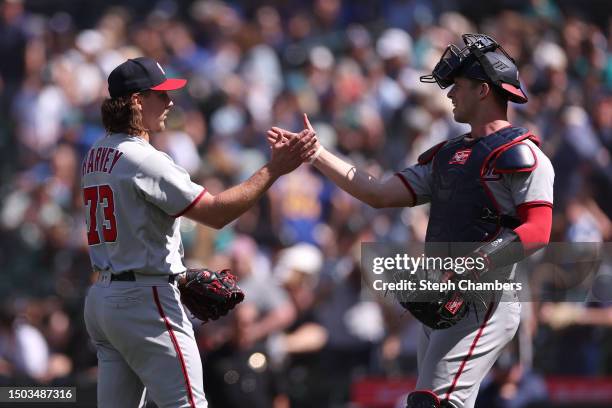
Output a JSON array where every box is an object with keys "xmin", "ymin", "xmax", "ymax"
[{"xmin": 83, "ymin": 185, "xmax": 118, "ymax": 245}]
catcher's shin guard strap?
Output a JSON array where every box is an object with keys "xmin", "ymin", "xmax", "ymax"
[{"xmin": 406, "ymin": 390, "xmax": 441, "ymax": 408}]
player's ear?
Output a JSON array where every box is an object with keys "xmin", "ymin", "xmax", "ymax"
[
  {"xmin": 479, "ymin": 82, "xmax": 491, "ymax": 100},
  {"xmin": 131, "ymin": 92, "xmax": 143, "ymax": 111}
]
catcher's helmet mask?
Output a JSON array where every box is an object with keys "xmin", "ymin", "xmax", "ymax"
[{"xmin": 420, "ymin": 33, "xmax": 528, "ymax": 104}]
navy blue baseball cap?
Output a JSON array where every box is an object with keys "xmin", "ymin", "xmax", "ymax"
[{"xmin": 108, "ymin": 57, "xmax": 187, "ymax": 98}]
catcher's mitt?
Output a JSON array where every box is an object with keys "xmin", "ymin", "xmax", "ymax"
[
  {"xmin": 396, "ymin": 268, "xmax": 485, "ymax": 330},
  {"xmin": 179, "ymin": 268, "xmax": 245, "ymax": 322}
]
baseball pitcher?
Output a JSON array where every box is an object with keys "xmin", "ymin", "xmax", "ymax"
[{"xmin": 82, "ymin": 57, "xmax": 316, "ymax": 408}]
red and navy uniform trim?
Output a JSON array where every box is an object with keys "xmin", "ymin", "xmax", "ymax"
[
  {"xmin": 480, "ymin": 131, "xmax": 535, "ymax": 177},
  {"xmin": 492, "ymin": 143, "xmax": 538, "ymax": 174},
  {"xmin": 418, "ymin": 141, "xmax": 446, "ymax": 165},
  {"xmin": 443, "ymin": 303, "xmax": 495, "ymax": 403},
  {"xmin": 172, "ymin": 189, "xmax": 207, "ymax": 218},
  {"xmin": 152, "ymin": 287, "xmax": 197, "ymax": 408},
  {"xmin": 479, "ymin": 130, "xmax": 536, "ymax": 240},
  {"xmin": 516, "ymin": 200, "xmax": 553, "ymax": 210},
  {"xmin": 395, "ymin": 173, "xmax": 417, "ymax": 205}
]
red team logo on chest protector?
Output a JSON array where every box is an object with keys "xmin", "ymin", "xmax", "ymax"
[{"xmin": 449, "ymin": 148, "xmax": 472, "ymax": 164}]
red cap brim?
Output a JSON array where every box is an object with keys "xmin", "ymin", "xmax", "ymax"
[
  {"xmin": 150, "ymin": 78, "xmax": 187, "ymax": 91},
  {"xmin": 501, "ymin": 83, "xmax": 528, "ymax": 103}
]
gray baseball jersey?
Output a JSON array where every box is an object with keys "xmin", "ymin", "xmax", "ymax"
[
  {"xmin": 395, "ymin": 136, "xmax": 554, "ymax": 408},
  {"xmin": 82, "ymin": 134, "xmax": 208, "ymax": 408},
  {"xmin": 81, "ymin": 133, "xmax": 205, "ymax": 275}
]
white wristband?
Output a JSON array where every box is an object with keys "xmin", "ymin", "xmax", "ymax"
[{"xmin": 308, "ymin": 145, "xmax": 324, "ymax": 164}]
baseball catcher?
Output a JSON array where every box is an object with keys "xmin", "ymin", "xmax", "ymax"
[{"xmin": 271, "ymin": 33, "xmax": 554, "ymax": 408}]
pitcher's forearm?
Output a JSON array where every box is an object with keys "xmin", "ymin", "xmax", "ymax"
[
  {"xmin": 212, "ymin": 164, "xmax": 279, "ymax": 227},
  {"xmin": 186, "ymin": 164, "xmax": 280, "ymax": 229}
]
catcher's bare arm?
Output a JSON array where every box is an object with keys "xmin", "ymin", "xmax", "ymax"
[
  {"xmin": 268, "ymin": 114, "xmax": 415, "ymax": 209},
  {"xmin": 185, "ymin": 130, "xmax": 316, "ymax": 229},
  {"xmin": 313, "ymin": 147, "xmax": 415, "ymax": 208}
]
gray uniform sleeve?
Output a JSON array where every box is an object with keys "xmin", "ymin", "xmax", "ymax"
[
  {"xmin": 396, "ymin": 161, "xmax": 434, "ymax": 205},
  {"xmin": 134, "ymin": 150, "xmax": 205, "ymax": 216},
  {"xmin": 504, "ymin": 144, "xmax": 555, "ymax": 207}
]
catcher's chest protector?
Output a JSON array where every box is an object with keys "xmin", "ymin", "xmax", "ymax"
[{"xmin": 425, "ymin": 126, "xmax": 536, "ymax": 254}]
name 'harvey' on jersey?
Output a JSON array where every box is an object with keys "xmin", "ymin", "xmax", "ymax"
[{"xmin": 81, "ymin": 146, "xmax": 123, "ymax": 176}]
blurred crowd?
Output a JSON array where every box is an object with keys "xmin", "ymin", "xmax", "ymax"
[{"xmin": 1, "ymin": 0, "xmax": 611, "ymax": 406}]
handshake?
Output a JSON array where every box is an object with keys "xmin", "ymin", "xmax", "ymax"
[{"xmin": 264, "ymin": 113, "xmax": 325, "ymax": 175}]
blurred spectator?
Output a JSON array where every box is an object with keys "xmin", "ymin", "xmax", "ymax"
[
  {"xmin": 270, "ymin": 243, "xmax": 328, "ymax": 408},
  {"xmin": 314, "ymin": 225, "xmax": 385, "ymax": 406},
  {"xmin": 203, "ymin": 302, "xmax": 281, "ymax": 408},
  {"xmin": 269, "ymin": 166, "xmax": 334, "ymax": 245},
  {"xmin": 196, "ymin": 234, "xmax": 298, "ymax": 407},
  {"xmin": 475, "ymin": 347, "xmax": 548, "ymax": 408},
  {"xmin": 226, "ymin": 234, "xmax": 296, "ymax": 346},
  {"xmin": 0, "ymin": 301, "xmax": 47, "ymax": 383}
]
